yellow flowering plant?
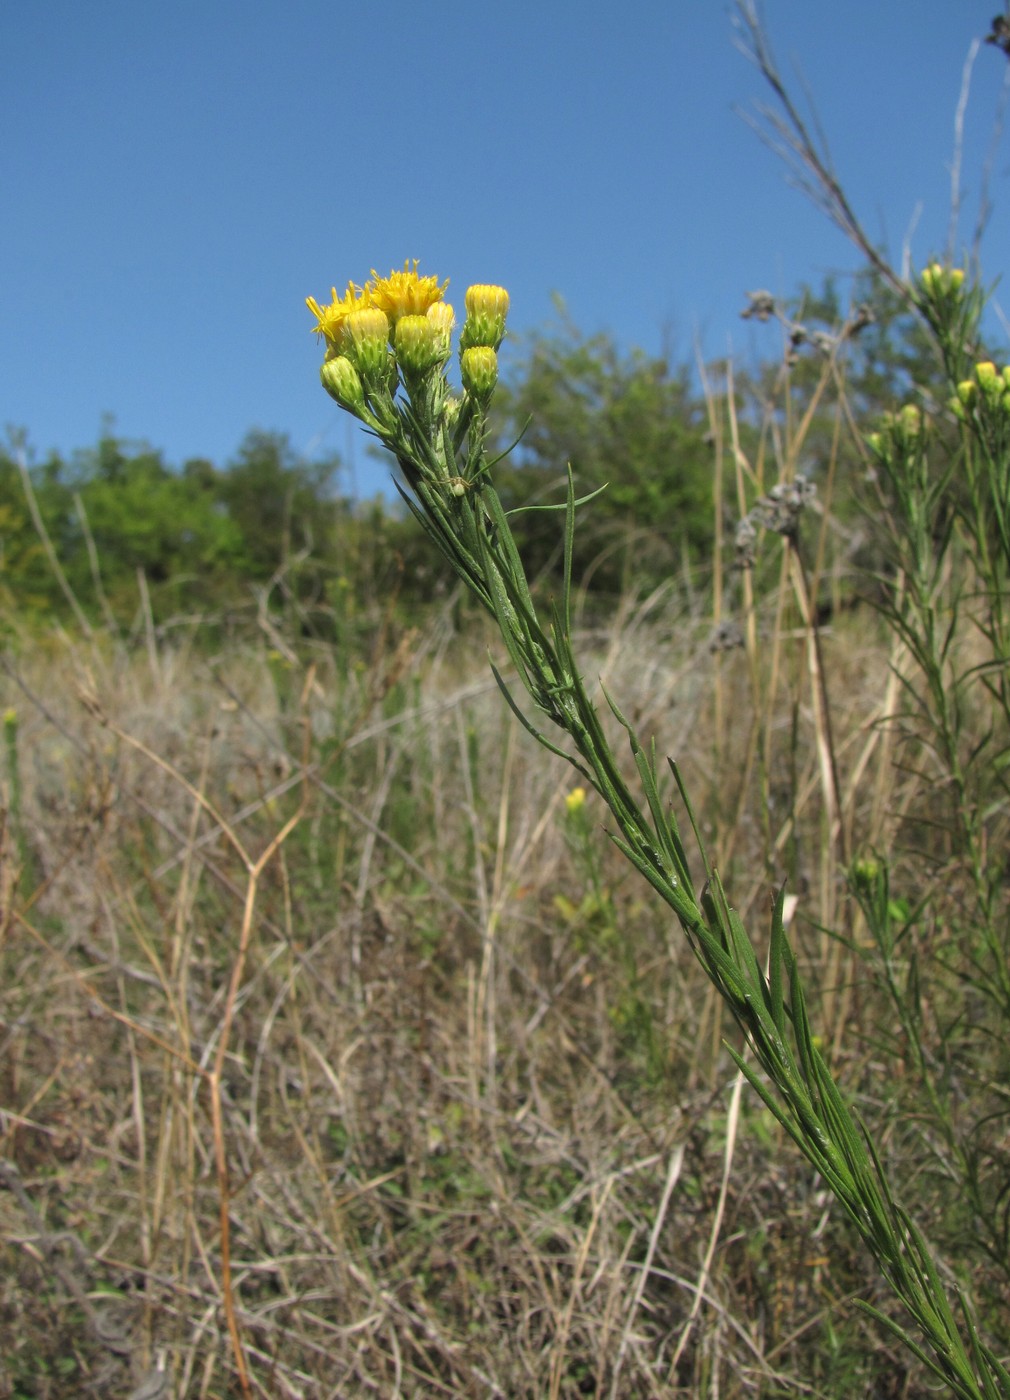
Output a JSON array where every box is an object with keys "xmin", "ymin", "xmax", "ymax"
[
  {"xmin": 861, "ymin": 271, "xmax": 1010, "ymax": 1113},
  {"xmin": 306, "ymin": 261, "xmax": 1010, "ymax": 1400}
]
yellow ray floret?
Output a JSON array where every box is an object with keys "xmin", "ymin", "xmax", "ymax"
[
  {"xmin": 306, "ymin": 281, "xmax": 368, "ymax": 347},
  {"xmin": 367, "ymin": 260, "xmax": 449, "ymax": 324}
]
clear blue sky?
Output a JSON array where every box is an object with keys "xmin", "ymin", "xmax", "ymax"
[{"xmin": 4, "ymin": 1, "xmax": 1009, "ymax": 497}]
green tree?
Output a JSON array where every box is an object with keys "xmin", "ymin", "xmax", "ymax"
[
  {"xmin": 74, "ymin": 438, "xmax": 247, "ymax": 606},
  {"xmin": 214, "ymin": 430, "xmax": 344, "ymax": 580},
  {"xmin": 493, "ymin": 307, "xmax": 713, "ymax": 595}
]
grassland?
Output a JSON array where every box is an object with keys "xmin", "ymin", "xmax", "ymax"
[{"xmin": 4, "ymin": 567, "xmax": 999, "ymax": 1399}]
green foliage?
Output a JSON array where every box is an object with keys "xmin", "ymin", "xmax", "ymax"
[
  {"xmin": 76, "ymin": 445, "xmax": 246, "ymax": 589},
  {"xmin": 212, "ymin": 429, "xmax": 336, "ymax": 578},
  {"xmin": 0, "ymin": 429, "xmax": 351, "ymax": 634},
  {"xmin": 492, "ymin": 304, "xmax": 713, "ymax": 592}
]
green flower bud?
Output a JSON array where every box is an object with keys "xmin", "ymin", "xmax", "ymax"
[
  {"xmin": 899, "ymin": 404, "xmax": 922, "ymax": 434},
  {"xmin": 957, "ymin": 380, "xmax": 978, "ymax": 407},
  {"xmin": 320, "ymin": 355, "xmax": 365, "ymax": 413},
  {"xmin": 426, "ymin": 302, "xmax": 455, "ymax": 361},
  {"xmin": 343, "ymin": 308, "xmax": 390, "ymax": 377},
  {"xmin": 461, "ymin": 345, "xmax": 498, "ymax": 400},
  {"xmin": 460, "ymin": 284, "xmax": 509, "ymax": 350},
  {"xmin": 850, "ymin": 857, "xmax": 881, "ymax": 895},
  {"xmin": 395, "ymin": 314, "xmax": 443, "ymax": 379},
  {"xmin": 976, "ymin": 361, "xmax": 1000, "ymax": 393},
  {"xmin": 442, "ymin": 394, "xmax": 463, "ymax": 431}
]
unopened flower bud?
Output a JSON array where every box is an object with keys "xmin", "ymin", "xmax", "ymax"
[
  {"xmin": 442, "ymin": 394, "xmax": 463, "ymax": 431},
  {"xmin": 395, "ymin": 314, "xmax": 443, "ymax": 378},
  {"xmin": 425, "ymin": 302, "xmax": 455, "ymax": 363},
  {"xmin": 343, "ymin": 308, "xmax": 390, "ymax": 376},
  {"xmin": 320, "ymin": 355, "xmax": 365, "ymax": 413},
  {"xmin": 461, "ymin": 345, "xmax": 498, "ymax": 400},
  {"xmin": 851, "ymin": 857, "xmax": 881, "ymax": 894},
  {"xmin": 976, "ymin": 361, "xmax": 1000, "ymax": 394},
  {"xmin": 460, "ymin": 284, "xmax": 509, "ymax": 350},
  {"xmin": 898, "ymin": 404, "xmax": 922, "ymax": 437},
  {"xmin": 957, "ymin": 380, "xmax": 978, "ymax": 407}
]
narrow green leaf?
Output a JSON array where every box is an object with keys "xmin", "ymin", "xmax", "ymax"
[{"xmin": 768, "ymin": 884, "xmax": 787, "ymax": 1033}]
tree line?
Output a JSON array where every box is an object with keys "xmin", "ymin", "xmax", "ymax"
[{"xmin": 1, "ymin": 271, "xmax": 939, "ymax": 644}]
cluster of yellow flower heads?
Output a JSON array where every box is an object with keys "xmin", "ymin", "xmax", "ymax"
[
  {"xmin": 952, "ymin": 361, "xmax": 1010, "ymax": 422},
  {"xmin": 306, "ymin": 263, "xmax": 450, "ymax": 346},
  {"xmin": 866, "ymin": 403, "xmax": 925, "ymax": 459},
  {"xmin": 918, "ymin": 262, "xmax": 965, "ymax": 299},
  {"xmin": 864, "ymin": 263, "xmax": 1010, "ymax": 452},
  {"xmin": 306, "ymin": 261, "xmax": 509, "ymax": 423}
]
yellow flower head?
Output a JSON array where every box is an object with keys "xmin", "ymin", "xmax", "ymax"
[
  {"xmin": 565, "ymin": 786, "xmax": 587, "ymax": 814},
  {"xmin": 307, "ymin": 281, "xmax": 369, "ymax": 349},
  {"xmin": 367, "ymin": 260, "xmax": 448, "ymax": 325}
]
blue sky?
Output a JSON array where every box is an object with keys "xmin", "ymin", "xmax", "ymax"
[{"xmin": 4, "ymin": 2, "xmax": 1009, "ymax": 498}]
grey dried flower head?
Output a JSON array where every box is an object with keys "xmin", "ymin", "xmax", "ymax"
[
  {"xmin": 740, "ymin": 290, "xmax": 777, "ymax": 322},
  {"xmin": 734, "ymin": 514, "xmax": 758, "ymax": 568},
  {"xmin": 846, "ymin": 303, "xmax": 875, "ymax": 336},
  {"xmin": 709, "ymin": 620, "xmax": 745, "ymax": 652},
  {"xmin": 739, "ymin": 475, "xmax": 817, "ymax": 549},
  {"xmin": 810, "ymin": 330, "xmax": 837, "ymax": 355},
  {"xmin": 986, "ymin": 13, "xmax": 1010, "ymax": 56}
]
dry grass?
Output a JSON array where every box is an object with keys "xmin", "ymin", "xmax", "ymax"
[{"xmin": 0, "ymin": 592, "xmax": 973, "ymax": 1398}]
